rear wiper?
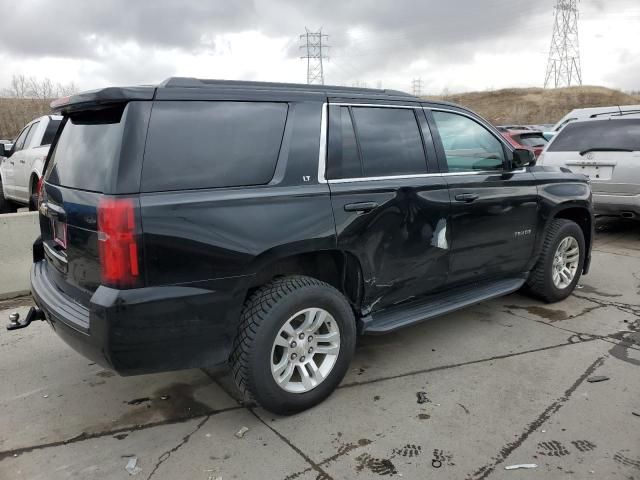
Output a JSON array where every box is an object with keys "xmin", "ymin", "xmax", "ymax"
[{"xmin": 579, "ymin": 147, "xmax": 633, "ymax": 156}]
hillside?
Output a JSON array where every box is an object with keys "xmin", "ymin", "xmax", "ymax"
[
  {"xmin": 0, "ymin": 98, "xmax": 51, "ymax": 139},
  {"xmin": 427, "ymin": 86, "xmax": 640, "ymax": 125}
]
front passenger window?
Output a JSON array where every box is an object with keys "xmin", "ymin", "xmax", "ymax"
[{"xmin": 432, "ymin": 111, "xmax": 505, "ymax": 172}]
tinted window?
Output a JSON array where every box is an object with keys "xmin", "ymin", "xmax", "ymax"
[
  {"xmin": 41, "ymin": 119, "xmax": 61, "ymax": 146},
  {"xmin": 142, "ymin": 101, "xmax": 288, "ymax": 192},
  {"xmin": 349, "ymin": 107, "xmax": 426, "ymax": 177},
  {"xmin": 432, "ymin": 111, "xmax": 505, "ymax": 172},
  {"xmin": 327, "ymin": 106, "xmax": 362, "ymax": 179},
  {"xmin": 24, "ymin": 121, "xmax": 40, "ymax": 149},
  {"xmin": 13, "ymin": 125, "xmax": 32, "ymax": 151},
  {"xmin": 548, "ymin": 119, "xmax": 640, "ymax": 152},
  {"xmin": 516, "ymin": 133, "xmax": 548, "ymax": 147},
  {"xmin": 46, "ymin": 105, "xmax": 126, "ymax": 193}
]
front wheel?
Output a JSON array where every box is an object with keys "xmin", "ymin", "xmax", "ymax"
[
  {"xmin": 231, "ymin": 275, "xmax": 356, "ymax": 415},
  {"xmin": 525, "ymin": 219, "xmax": 585, "ymax": 303}
]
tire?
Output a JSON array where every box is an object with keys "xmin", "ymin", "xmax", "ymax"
[
  {"xmin": 525, "ymin": 219, "xmax": 585, "ymax": 303},
  {"xmin": 0, "ymin": 179, "xmax": 17, "ymax": 214},
  {"xmin": 231, "ymin": 275, "xmax": 356, "ymax": 415}
]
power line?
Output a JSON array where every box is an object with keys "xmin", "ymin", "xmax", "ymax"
[
  {"xmin": 300, "ymin": 28, "xmax": 329, "ymax": 85},
  {"xmin": 544, "ymin": 0, "xmax": 582, "ymax": 88},
  {"xmin": 411, "ymin": 78, "xmax": 423, "ymax": 97}
]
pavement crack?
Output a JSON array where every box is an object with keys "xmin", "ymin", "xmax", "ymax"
[
  {"xmin": 0, "ymin": 405, "xmax": 243, "ymax": 462},
  {"xmin": 466, "ymin": 355, "xmax": 607, "ymax": 480},
  {"xmin": 338, "ymin": 339, "xmax": 599, "ymax": 390},
  {"xmin": 249, "ymin": 408, "xmax": 333, "ymax": 480},
  {"xmin": 145, "ymin": 414, "xmax": 210, "ymax": 480}
]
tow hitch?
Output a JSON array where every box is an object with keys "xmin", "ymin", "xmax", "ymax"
[{"xmin": 6, "ymin": 307, "xmax": 45, "ymax": 331}]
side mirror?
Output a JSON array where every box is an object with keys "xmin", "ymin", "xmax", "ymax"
[
  {"xmin": 0, "ymin": 143, "xmax": 13, "ymax": 157},
  {"xmin": 511, "ymin": 148, "xmax": 536, "ymax": 169}
]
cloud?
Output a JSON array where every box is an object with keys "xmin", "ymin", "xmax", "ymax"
[{"xmin": 0, "ymin": 0, "xmax": 637, "ymax": 93}]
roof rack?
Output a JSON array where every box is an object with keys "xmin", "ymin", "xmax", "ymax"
[
  {"xmin": 159, "ymin": 77, "xmax": 416, "ymax": 98},
  {"xmin": 589, "ymin": 108, "xmax": 640, "ymax": 118}
]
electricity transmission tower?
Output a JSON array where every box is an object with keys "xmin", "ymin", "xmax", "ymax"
[
  {"xmin": 544, "ymin": 0, "xmax": 582, "ymax": 88},
  {"xmin": 412, "ymin": 78, "xmax": 423, "ymax": 97},
  {"xmin": 300, "ymin": 28, "xmax": 329, "ymax": 85}
]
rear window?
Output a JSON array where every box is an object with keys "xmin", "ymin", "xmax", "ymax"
[
  {"xmin": 548, "ymin": 119, "xmax": 640, "ymax": 152},
  {"xmin": 45, "ymin": 106, "xmax": 126, "ymax": 193},
  {"xmin": 41, "ymin": 119, "xmax": 61, "ymax": 146},
  {"xmin": 517, "ymin": 133, "xmax": 548, "ymax": 148},
  {"xmin": 141, "ymin": 101, "xmax": 288, "ymax": 192}
]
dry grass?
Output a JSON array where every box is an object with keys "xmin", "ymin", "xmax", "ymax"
[
  {"xmin": 0, "ymin": 98, "xmax": 51, "ymax": 140},
  {"xmin": 427, "ymin": 86, "xmax": 640, "ymax": 125}
]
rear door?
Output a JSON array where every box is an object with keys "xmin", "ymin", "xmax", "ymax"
[
  {"xmin": 427, "ymin": 108, "xmax": 538, "ymax": 285},
  {"xmin": 325, "ymin": 102, "xmax": 451, "ymax": 311},
  {"xmin": 541, "ymin": 118, "xmax": 640, "ymax": 196}
]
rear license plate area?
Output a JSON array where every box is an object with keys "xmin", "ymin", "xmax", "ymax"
[{"xmin": 572, "ymin": 165, "xmax": 613, "ymax": 181}]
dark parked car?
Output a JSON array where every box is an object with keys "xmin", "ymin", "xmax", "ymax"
[{"xmin": 13, "ymin": 78, "xmax": 593, "ymax": 414}]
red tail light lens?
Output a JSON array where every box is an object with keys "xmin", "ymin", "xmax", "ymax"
[
  {"xmin": 36, "ymin": 177, "xmax": 45, "ymax": 208},
  {"xmin": 97, "ymin": 198, "xmax": 140, "ymax": 288}
]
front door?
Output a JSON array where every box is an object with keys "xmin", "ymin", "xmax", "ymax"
[
  {"xmin": 428, "ymin": 108, "xmax": 538, "ymax": 285},
  {"xmin": 325, "ymin": 103, "xmax": 451, "ymax": 312}
]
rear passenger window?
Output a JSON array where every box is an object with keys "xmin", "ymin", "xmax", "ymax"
[
  {"xmin": 142, "ymin": 102, "xmax": 288, "ymax": 192},
  {"xmin": 432, "ymin": 111, "xmax": 505, "ymax": 172},
  {"xmin": 352, "ymin": 107, "xmax": 427, "ymax": 177}
]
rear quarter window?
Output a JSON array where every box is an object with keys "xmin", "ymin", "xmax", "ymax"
[
  {"xmin": 141, "ymin": 101, "xmax": 288, "ymax": 192},
  {"xmin": 549, "ymin": 119, "xmax": 640, "ymax": 152}
]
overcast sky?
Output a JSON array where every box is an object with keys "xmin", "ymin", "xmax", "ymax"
[{"xmin": 0, "ymin": 0, "xmax": 638, "ymax": 94}]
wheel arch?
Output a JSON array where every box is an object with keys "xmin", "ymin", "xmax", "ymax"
[
  {"xmin": 247, "ymin": 248, "xmax": 365, "ymax": 313},
  {"xmin": 542, "ymin": 202, "xmax": 593, "ymax": 273}
]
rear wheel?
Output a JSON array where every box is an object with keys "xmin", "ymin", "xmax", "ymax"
[
  {"xmin": 526, "ymin": 219, "xmax": 585, "ymax": 302},
  {"xmin": 0, "ymin": 179, "xmax": 17, "ymax": 214},
  {"xmin": 231, "ymin": 275, "xmax": 356, "ymax": 415}
]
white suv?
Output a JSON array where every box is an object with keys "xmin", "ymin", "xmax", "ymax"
[
  {"xmin": 538, "ymin": 115, "xmax": 640, "ymax": 219},
  {"xmin": 0, "ymin": 115, "xmax": 62, "ymax": 212}
]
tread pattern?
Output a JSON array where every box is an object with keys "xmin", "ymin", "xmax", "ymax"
[
  {"xmin": 229, "ymin": 275, "xmax": 336, "ymax": 403},
  {"xmin": 526, "ymin": 218, "xmax": 580, "ymax": 302}
]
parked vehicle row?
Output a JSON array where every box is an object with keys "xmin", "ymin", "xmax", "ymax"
[
  {"xmin": 13, "ymin": 78, "xmax": 593, "ymax": 414},
  {"xmin": 0, "ymin": 115, "xmax": 62, "ymax": 212}
]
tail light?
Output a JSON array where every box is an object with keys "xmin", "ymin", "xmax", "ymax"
[
  {"xmin": 97, "ymin": 198, "xmax": 142, "ymax": 288},
  {"xmin": 36, "ymin": 176, "xmax": 45, "ymax": 209}
]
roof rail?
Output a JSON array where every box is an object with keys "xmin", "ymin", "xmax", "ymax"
[
  {"xmin": 158, "ymin": 77, "xmax": 416, "ymax": 98},
  {"xmin": 590, "ymin": 109, "xmax": 640, "ymax": 118}
]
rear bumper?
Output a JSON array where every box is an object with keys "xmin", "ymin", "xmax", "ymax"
[
  {"xmin": 593, "ymin": 192, "xmax": 640, "ymax": 218},
  {"xmin": 31, "ymin": 260, "xmax": 249, "ymax": 375}
]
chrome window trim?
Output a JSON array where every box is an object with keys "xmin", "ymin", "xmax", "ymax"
[
  {"xmin": 317, "ymin": 102, "xmax": 523, "ymax": 184},
  {"xmin": 317, "ymin": 102, "xmax": 328, "ymax": 183}
]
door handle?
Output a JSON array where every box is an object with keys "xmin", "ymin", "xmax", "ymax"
[
  {"xmin": 455, "ymin": 193, "xmax": 479, "ymax": 202},
  {"xmin": 344, "ymin": 201, "xmax": 378, "ymax": 212},
  {"xmin": 19, "ymin": 160, "xmax": 25, "ymax": 164}
]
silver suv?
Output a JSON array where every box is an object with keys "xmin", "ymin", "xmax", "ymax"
[{"xmin": 538, "ymin": 115, "xmax": 640, "ymax": 219}]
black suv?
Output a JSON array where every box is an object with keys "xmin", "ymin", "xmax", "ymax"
[{"xmin": 21, "ymin": 78, "xmax": 593, "ymax": 414}]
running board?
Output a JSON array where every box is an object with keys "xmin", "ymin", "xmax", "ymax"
[{"xmin": 360, "ymin": 276, "xmax": 527, "ymax": 335}]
